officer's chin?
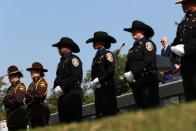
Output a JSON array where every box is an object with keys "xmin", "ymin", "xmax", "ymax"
[
  {"xmin": 59, "ymin": 51, "xmax": 64, "ymax": 56},
  {"xmin": 93, "ymin": 45, "xmax": 98, "ymax": 49}
]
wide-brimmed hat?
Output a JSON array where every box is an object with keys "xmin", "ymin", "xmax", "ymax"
[
  {"xmin": 52, "ymin": 37, "xmax": 80, "ymax": 53},
  {"xmin": 176, "ymin": 0, "xmax": 195, "ymax": 4},
  {"xmin": 26, "ymin": 62, "xmax": 48, "ymax": 72},
  {"xmin": 124, "ymin": 20, "xmax": 154, "ymax": 38},
  {"xmin": 86, "ymin": 31, "xmax": 116, "ymax": 44},
  {"xmin": 176, "ymin": 0, "xmax": 186, "ymax": 4},
  {"xmin": 7, "ymin": 65, "xmax": 23, "ymax": 78}
]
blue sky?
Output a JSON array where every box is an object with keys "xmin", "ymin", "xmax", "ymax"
[{"xmin": 0, "ymin": 0, "xmax": 184, "ymax": 89}]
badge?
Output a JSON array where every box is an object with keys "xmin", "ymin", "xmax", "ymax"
[
  {"xmin": 72, "ymin": 58, "xmax": 79, "ymax": 67},
  {"xmin": 146, "ymin": 42, "xmax": 153, "ymax": 51},
  {"xmin": 106, "ymin": 53, "xmax": 113, "ymax": 62}
]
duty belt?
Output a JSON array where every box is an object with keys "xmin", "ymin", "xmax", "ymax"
[{"xmin": 136, "ymin": 67, "xmax": 157, "ymax": 79}]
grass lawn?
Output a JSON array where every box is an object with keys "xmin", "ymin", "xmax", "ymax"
[{"xmin": 33, "ymin": 102, "xmax": 196, "ymax": 131}]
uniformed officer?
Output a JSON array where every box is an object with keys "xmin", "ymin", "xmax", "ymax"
[
  {"xmin": 171, "ymin": 0, "xmax": 196, "ymax": 101},
  {"xmin": 86, "ymin": 31, "xmax": 118, "ymax": 117},
  {"xmin": 52, "ymin": 37, "xmax": 83, "ymax": 123},
  {"xmin": 124, "ymin": 20, "xmax": 160, "ymax": 109},
  {"xmin": 24, "ymin": 62, "xmax": 50, "ymax": 128},
  {"xmin": 4, "ymin": 65, "xmax": 27, "ymax": 131}
]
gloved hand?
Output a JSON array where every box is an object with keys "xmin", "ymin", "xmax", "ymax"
[
  {"xmin": 23, "ymin": 98, "xmax": 29, "ymax": 108},
  {"xmin": 54, "ymin": 86, "xmax": 63, "ymax": 96},
  {"xmin": 23, "ymin": 95, "xmax": 33, "ymax": 107},
  {"xmin": 124, "ymin": 71, "xmax": 134, "ymax": 82},
  {"xmin": 90, "ymin": 78, "xmax": 101, "ymax": 89},
  {"xmin": 171, "ymin": 44, "xmax": 185, "ymax": 57}
]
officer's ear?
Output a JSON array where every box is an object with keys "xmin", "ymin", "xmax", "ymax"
[{"xmin": 105, "ymin": 43, "xmax": 111, "ymax": 49}]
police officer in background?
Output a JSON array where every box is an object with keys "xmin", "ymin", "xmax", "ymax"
[
  {"xmin": 86, "ymin": 31, "xmax": 118, "ymax": 117},
  {"xmin": 24, "ymin": 62, "xmax": 50, "ymax": 128},
  {"xmin": 124, "ymin": 20, "xmax": 160, "ymax": 109},
  {"xmin": 171, "ymin": 0, "xmax": 196, "ymax": 101},
  {"xmin": 4, "ymin": 65, "xmax": 27, "ymax": 131},
  {"xmin": 53, "ymin": 37, "xmax": 83, "ymax": 123}
]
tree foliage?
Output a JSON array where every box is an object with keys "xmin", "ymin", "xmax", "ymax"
[
  {"xmin": 0, "ymin": 77, "xmax": 7, "ymax": 113},
  {"xmin": 114, "ymin": 51, "xmax": 131, "ymax": 95}
]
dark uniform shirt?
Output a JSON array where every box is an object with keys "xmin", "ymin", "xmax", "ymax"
[
  {"xmin": 26, "ymin": 77, "xmax": 48, "ymax": 104},
  {"xmin": 54, "ymin": 52, "xmax": 83, "ymax": 92},
  {"xmin": 172, "ymin": 11, "xmax": 196, "ymax": 76},
  {"xmin": 4, "ymin": 81, "xmax": 26, "ymax": 111},
  {"xmin": 4, "ymin": 81, "xmax": 27, "ymax": 128},
  {"xmin": 125, "ymin": 38, "xmax": 157, "ymax": 78},
  {"xmin": 26, "ymin": 77, "xmax": 50, "ymax": 127},
  {"xmin": 91, "ymin": 48, "xmax": 115, "ymax": 83}
]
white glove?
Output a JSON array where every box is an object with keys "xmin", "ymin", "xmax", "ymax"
[
  {"xmin": 90, "ymin": 78, "xmax": 101, "ymax": 89},
  {"xmin": 124, "ymin": 71, "xmax": 134, "ymax": 82},
  {"xmin": 171, "ymin": 44, "xmax": 185, "ymax": 56},
  {"xmin": 23, "ymin": 98, "xmax": 29, "ymax": 108},
  {"xmin": 54, "ymin": 86, "xmax": 63, "ymax": 96}
]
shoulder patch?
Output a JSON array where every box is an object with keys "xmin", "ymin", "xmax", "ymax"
[
  {"xmin": 72, "ymin": 58, "xmax": 80, "ymax": 67},
  {"xmin": 106, "ymin": 53, "xmax": 113, "ymax": 62},
  {"xmin": 145, "ymin": 42, "xmax": 153, "ymax": 51},
  {"xmin": 18, "ymin": 85, "xmax": 26, "ymax": 91},
  {"xmin": 39, "ymin": 80, "xmax": 47, "ymax": 88},
  {"xmin": 192, "ymin": 18, "xmax": 196, "ymax": 23}
]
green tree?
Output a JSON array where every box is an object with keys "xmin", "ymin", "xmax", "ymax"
[
  {"xmin": 82, "ymin": 70, "xmax": 95, "ymax": 104},
  {"xmin": 46, "ymin": 88, "xmax": 58, "ymax": 113},
  {"xmin": 0, "ymin": 77, "xmax": 7, "ymax": 115},
  {"xmin": 0, "ymin": 77, "xmax": 7, "ymax": 99},
  {"xmin": 114, "ymin": 51, "xmax": 131, "ymax": 95}
]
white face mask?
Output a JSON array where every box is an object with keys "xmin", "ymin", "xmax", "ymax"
[
  {"xmin": 9, "ymin": 76, "xmax": 19, "ymax": 84},
  {"xmin": 31, "ymin": 71, "xmax": 41, "ymax": 79}
]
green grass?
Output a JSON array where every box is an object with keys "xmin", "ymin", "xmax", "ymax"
[{"xmin": 33, "ymin": 102, "xmax": 196, "ymax": 131}]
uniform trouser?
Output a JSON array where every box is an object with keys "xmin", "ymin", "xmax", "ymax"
[
  {"xmin": 6, "ymin": 106, "xmax": 27, "ymax": 131},
  {"xmin": 27, "ymin": 103, "xmax": 50, "ymax": 128},
  {"xmin": 95, "ymin": 83, "xmax": 118, "ymax": 117},
  {"xmin": 130, "ymin": 73, "xmax": 160, "ymax": 109},
  {"xmin": 182, "ymin": 74, "xmax": 196, "ymax": 102},
  {"xmin": 8, "ymin": 125, "xmax": 27, "ymax": 131},
  {"xmin": 58, "ymin": 88, "xmax": 83, "ymax": 123},
  {"xmin": 30, "ymin": 114, "xmax": 50, "ymax": 128}
]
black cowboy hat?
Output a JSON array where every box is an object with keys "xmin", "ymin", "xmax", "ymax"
[
  {"xmin": 52, "ymin": 37, "xmax": 80, "ymax": 53},
  {"xmin": 7, "ymin": 65, "xmax": 23, "ymax": 78},
  {"xmin": 26, "ymin": 62, "xmax": 48, "ymax": 72},
  {"xmin": 176, "ymin": 0, "xmax": 195, "ymax": 4},
  {"xmin": 124, "ymin": 20, "xmax": 154, "ymax": 38},
  {"xmin": 176, "ymin": 0, "xmax": 184, "ymax": 3},
  {"xmin": 86, "ymin": 31, "xmax": 116, "ymax": 44}
]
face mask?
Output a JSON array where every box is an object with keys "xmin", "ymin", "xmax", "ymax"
[{"xmin": 31, "ymin": 72, "xmax": 40, "ymax": 79}]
